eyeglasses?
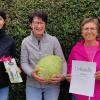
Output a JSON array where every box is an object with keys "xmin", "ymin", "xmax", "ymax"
[
  {"xmin": 33, "ymin": 21, "xmax": 45, "ymax": 25},
  {"xmin": 82, "ymin": 27, "xmax": 97, "ymax": 32}
]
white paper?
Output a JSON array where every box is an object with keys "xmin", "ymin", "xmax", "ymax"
[
  {"xmin": 69, "ymin": 60, "xmax": 96, "ymax": 97},
  {"xmin": 4, "ymin": 58, "xmax": 23, "ymax": 83}
]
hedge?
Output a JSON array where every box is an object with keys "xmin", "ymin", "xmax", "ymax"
[{"xmin": 1, "ymin": 0, "xmax": 100, "ymax": 100}]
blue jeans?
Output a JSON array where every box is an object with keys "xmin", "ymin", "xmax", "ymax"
[
  {"xmin": 72, "ymin": 95, "xmax": 77, "ymax": 100},
  {"xmin": 0, "ymin": 86, "xmax": 9, "ymax": 100},
  {"xmin": 26, "ymin": 86, "xmax": 60, "ymax": 100}
]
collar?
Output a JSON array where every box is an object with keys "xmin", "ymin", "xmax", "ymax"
[
  {"xmin": 79, "ymin": 38, "xmax": 100, "ymax": 48},
  {"xmin": 0, "ymin": 29, "xmax": 6, "ymax": 38},
  {"xmin": 30, "ymin": 31, "xmax": 48, "ymax": 44}
]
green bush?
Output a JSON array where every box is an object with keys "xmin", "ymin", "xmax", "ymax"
[{"xmin": 1, "ymin": 0, "xmax": 100, "ymax": 100}]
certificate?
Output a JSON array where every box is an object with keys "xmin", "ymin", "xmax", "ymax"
[{"xmin": 69, "ymin": 60, "xmax": 96, "ymax": 97}]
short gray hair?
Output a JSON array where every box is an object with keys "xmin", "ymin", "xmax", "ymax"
[{"xmin": 80, "ymin": 17, "xmax": 100, "ymax": 33}]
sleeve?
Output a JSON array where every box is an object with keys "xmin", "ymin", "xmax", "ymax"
[
  {"xmin": 10, "ymin": 39, "xmax": 16, "ymax": 58},
  {"xmin": 67, "ymin": 48, "xmax": 74, "ymax": 74},
  {"xmin": 21, "ymin": 40, "xmax": 33, "ymax": 77},
  {"xmin": 53, "ymin": 37, "xmax": 67, "ymax": 76}
]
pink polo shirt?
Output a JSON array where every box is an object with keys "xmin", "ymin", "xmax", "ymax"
[{"xmin": 85, "ymin": 45, "xmax": 99, "ymax": 61}]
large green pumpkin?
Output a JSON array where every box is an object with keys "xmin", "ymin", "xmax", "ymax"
[{"xmin": 35, "ymin": 55, "xmax": 62, "ymax": 81}]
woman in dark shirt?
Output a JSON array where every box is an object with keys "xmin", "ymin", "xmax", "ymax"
[{"xmin": 0, "ymin": 10, "xmax": 15, "ymax": 100}]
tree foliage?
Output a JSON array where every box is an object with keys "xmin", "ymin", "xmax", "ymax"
[{"xmin": 1, "ymin": 0, "xmax": 100, "ymax": 100}]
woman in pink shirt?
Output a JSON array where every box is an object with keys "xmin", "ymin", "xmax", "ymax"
[{"xmin": 67, "ymin": 17, "xmax": 100, "ymax": 100}]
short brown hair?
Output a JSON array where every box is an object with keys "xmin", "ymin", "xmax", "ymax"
[
  {"xmin": 28, "ymin": 10, "xmax": 48, "ymax": 24},
  {"xmin": 80, "ymin": 17, "xmax": 100, "ymax": 33}
]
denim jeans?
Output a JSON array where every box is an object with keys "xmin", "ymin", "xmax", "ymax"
[
  {"xmin": 0, "ymin": 86, "xmax": 9, "ymax": 100},
  {"xmin": 72, "ymin": 95, "xmax": 77, "ymax": 100},
  {"xmin": 26, "ymin": 85, "xmax": 60, "ymax": 100}
]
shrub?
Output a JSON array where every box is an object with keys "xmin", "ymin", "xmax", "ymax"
[{"xmin": 1, "ymin": 0, "xmax": 100, "ymax": 100}]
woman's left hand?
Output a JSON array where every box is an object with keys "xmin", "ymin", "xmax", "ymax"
[
  {"xmin": 17, "ymin": 67, "xmax": 21, "ymax": 73},
  {"xmin": 48, "ymin": 75, "xmax": 65, "ymax": 84},
  {"xmin": 95, "ymin": 71, "xmax": 100, "ymax": 80}
]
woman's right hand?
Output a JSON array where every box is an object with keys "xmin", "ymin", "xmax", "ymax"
[
  {"xmin": 66, "ymin": 74, "xmax": 71, "ymax": 82},
  {"xmin": 31, "ymin": 69, "xmax": 46, "ymax": 84}
]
